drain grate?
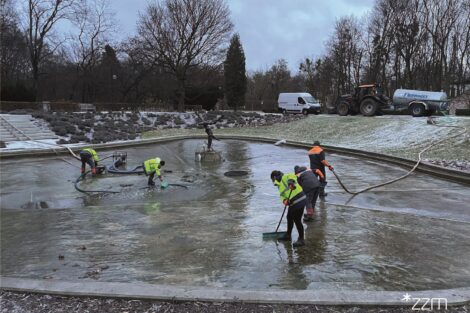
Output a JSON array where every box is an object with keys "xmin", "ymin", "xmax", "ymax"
[{"xmin": 224, "ymin": 170, "xmax": 249, "ymax": 177}]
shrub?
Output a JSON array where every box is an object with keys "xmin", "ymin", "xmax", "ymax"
[
  {"xmin": 52, "ymin": 126, "xmax": 67, "ymax": 136},
  {"xmin": 456, "ymin": 109, "xmax": 470, "ymax": 116},
  {"xmin": 65, "ymin": 124, "xmax": 76, "ymax": 134},
  {"xmin": 71, "ymin": 134, "xmax": 87, "ymax": 142},
  {"xmin": 142, "ymin": 117, "xmax": 151, "ymax": 125},
  {"xmin": 173, "ymin": 116, "xmax": 185, "ymax": 125}
]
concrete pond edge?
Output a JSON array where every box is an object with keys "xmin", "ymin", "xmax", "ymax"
[
  {"xmin": 1, "ymin": 277, "xmax": 469, "ymax": 306},
  {"xmin": 1, "ymin": 134, "xmax": 469, "ymax": 185}
]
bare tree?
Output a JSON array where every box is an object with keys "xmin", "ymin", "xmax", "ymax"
[
  {"xmin": 24, "ymin": 0, "xmax": 75, "ymax": 99},
  {"xmin": 135, "ymin": 0, "xmax": 233, "ymax": 111},
  {"xmin": 1, "ymin": 0, "xmax": 32, "ymax": 100},
  {"xmin": 422, "ymin": 0, "xmax": 461, "ymax": 91},
  {"xmin": 70, "ymin": 0, "xmax": 115, "ymax": 102}
]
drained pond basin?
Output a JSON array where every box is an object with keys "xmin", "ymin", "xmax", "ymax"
[{"xmin": 1, "ymin": 139, "xmax": 469, "ymax": 291}]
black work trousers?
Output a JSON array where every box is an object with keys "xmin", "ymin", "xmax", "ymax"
[
  {"xmin": 305, "ymin": 187, "xmax": 320, "ymax": 213},
  {"xmin": 286, "ymin": 199, "xmax": 306, "ymax": 240},
  {"xmin": 80, "ymin": 151, "xmax": 96, "ymax": 172}
]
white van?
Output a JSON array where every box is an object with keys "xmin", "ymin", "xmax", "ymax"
[{"xmin": 278, "ymin": 92, "xmax": 321, "ymax": 115}]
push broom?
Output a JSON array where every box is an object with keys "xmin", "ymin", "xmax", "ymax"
[{"xmin": 262, "ymin": 189, "xmax": 292, "ymax": 239}]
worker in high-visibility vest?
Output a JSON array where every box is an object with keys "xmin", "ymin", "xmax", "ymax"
[
  {"xmin": 79, "ymin": 148, "xmax": 99, "ymax": 175},
  {"xmin": 143, "ymin": 157, "xmax": 165, "ymax": 186},
  {"xmin": 308, "ymin": 141, "xmax": 333, "ymax": 197},
  {"xmin": 271, "ymin": 170, "xmax": 307, "ymax": 247}
]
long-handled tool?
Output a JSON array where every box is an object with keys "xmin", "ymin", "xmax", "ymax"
[{"xmin": 263, "ymin": 189, "xmax": 292, "ymax": 240}]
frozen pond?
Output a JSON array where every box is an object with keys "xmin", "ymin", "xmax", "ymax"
[{"xmin": 1, "ymin": 139, "xmax": 469, "ymax": 291}]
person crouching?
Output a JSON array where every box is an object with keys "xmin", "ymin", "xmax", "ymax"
[
  {"xmin": 143, "ymin": 157, "xmax": 165, "ymax": 186},
  {"xmin": 79, "ymin": 148, "xmax": 99, "ymax": 175}
]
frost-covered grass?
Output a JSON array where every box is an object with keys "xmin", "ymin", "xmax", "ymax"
[{"xmin": 144, "ymin": 115, "xmax": 470, "ymax": 161}]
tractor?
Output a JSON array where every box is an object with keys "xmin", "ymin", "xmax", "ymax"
[{"xmin": 335, "ymin": 84, "xmax": 394, "ymax": 116}]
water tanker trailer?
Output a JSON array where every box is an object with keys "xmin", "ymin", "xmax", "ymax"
[{"xmin": 393, "ymin": 89, "xmax": 448, "ymax": 117}]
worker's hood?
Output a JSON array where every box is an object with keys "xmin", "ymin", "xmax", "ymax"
[{"xmin": 294, "ymin": 166, "xmax": 308, "ymax": 174}]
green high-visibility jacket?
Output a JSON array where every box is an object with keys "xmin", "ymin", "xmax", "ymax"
[
  {"xmin": 144, "ymin": 157, "xmax": 162, "ymax": 176},
  {"xmin": 274, "ymin": 173, "xmax": 303, "ymax": 204},
  {"xmin": 82, "ymin": 148, "xmax": 99, "ymax": 161}
]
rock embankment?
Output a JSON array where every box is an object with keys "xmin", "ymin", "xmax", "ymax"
[{"xmin": 28, "ymin": 111, "xmax": 304, "ymax": 144}]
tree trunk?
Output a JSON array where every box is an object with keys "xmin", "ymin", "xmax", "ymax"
[
  {"xmin": 32, "ymin": 62, "xmax": 39, "ymax": 101},
  {"xmin": 177, "ymin": 77, "xmax": 185, "ymax": 112}
]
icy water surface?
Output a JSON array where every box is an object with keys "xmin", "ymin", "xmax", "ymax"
[{"xmin": 1, "ymin": 140, "xmax": 470, "ymax": 291}]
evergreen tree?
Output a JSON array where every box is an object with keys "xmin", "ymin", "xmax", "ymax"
[{"xmin": 224, "ymin": 34, "xmax": 247, "ymax": 111}]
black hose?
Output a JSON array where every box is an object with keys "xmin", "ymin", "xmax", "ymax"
[
  {"xmin": 167, "ymin": 183, "xmax": 189, "ymax": 189},
  {"xmin": 74, "ymin": 171, "xmax": 120, "ymax": 194},
  {"xmin": 140, "ymin": 183, "xmax": 189, "ymax": 190},
  {"xmin": 106, "ymin": 159, "xmax": 144, "ymax": 174}
]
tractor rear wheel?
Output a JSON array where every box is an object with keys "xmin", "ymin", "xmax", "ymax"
[
  {"xmin": 360, "ymin": 98, "xmax": 378, "ymax": 116},
  {"xmin": 337, "ymin": 101, "xmax": 349, "ymax": 116}
]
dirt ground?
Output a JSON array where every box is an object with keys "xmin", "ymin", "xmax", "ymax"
[{"xmin": 1, "ymin": 291, "xmax": 468, "ymax": 313}]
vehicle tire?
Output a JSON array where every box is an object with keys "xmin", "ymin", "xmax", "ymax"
[
  {"xmin": 359, "ymin": 98, "xmax": 378, "ymax": 116},
  {"xmin": 411, "ymin": 104, "xmax": 425, "ymax": 117},
  {"xmin": 337, "ymin": 102, "xmax": 349, "ymax": 116},
  {"xmin": 302, "ymin": 109, "xmax": 308, "ymax": 115}
]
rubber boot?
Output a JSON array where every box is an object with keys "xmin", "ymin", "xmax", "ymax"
[
  {"xmin": 303, "ymin": 208, "xmax": 314, "ymax": 222},
  {"xmin": 293, "ymin": 238, "xmax": 305, "ymax": 247},
  {"xmin": 91, "ymin": 167, "xmax": 97, "ymax": 175},
  {"xmin": 319, "ymin": 182, "xmax": 327, "ymax": 197},
  {"xmin": 277, "ymin": 233, "xmax": 291, "ymax": 241},
  {"xmin": 303, "ymin": 215, "xmax": 314, "ymax": 222}
]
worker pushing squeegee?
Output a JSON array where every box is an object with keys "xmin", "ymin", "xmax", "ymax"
[{"xmin": 266, "ymin": 170, "xmax": 307, "ymax": 248}]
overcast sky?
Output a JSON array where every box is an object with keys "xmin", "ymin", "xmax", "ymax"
[{"xmin": 110, "ymin": 0, "xmax": 375, "ymax": 72}]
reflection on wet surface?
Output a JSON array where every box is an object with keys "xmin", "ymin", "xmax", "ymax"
[{"xmin": 1, "ymin": 140, "xmax": 469, "ymax": 290}]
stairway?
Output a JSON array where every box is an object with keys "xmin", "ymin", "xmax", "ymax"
[{"xmin": 0, "ymin": 114, "xmax": 57, "ymax": 142}]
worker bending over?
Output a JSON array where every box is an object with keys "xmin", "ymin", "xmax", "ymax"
[
  {"xmin": 294, "ymin": 166, "xmax": 323, "ymax": 222},
  {"xmin": 308, "ymin": 141, "xmax": 333, "ymax": 197},
  {"xmin": 79, "ymin": 148, "xmax": 99, "ymax": 175},
  {"xmin": 270, "ymin": 170, "xmax": 307, "ymax": 247},
  {"xmin": 143, "ymin": 157, "xmax": 165, "ymax": 186}
]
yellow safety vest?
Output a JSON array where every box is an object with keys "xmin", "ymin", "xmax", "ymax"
[
  {"xmin": 144, "ymin": 158, "xmax": 161, "ymax": 176},
  {"xmin": 274, "ymin": 173, "xmax": 303, "ymax": 203},
  {"xmin": 82, "ymin": 148, "xmax": 99, "ymax": 161}
]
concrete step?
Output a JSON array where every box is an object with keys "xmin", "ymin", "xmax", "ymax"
[
  {"xmin": 1, "ymin": 114, "xmax": 33, "ymax": 120},
  {"xmin": 1, "ymin": 136, "xmax": 17, "ymax": 141},
  {"xmin": 1, "ymin": 114, "xmax": 58, "ymax": 143}
]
